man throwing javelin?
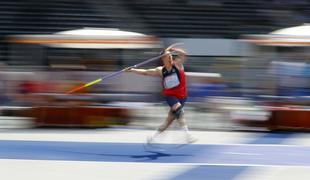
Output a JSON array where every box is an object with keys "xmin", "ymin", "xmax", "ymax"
[{"xmin": 125, "ymin": 46, "xmax": 197, "ymax": 145}]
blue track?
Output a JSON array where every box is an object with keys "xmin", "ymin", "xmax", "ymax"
[
  {"xmin": 0, "ymin": 138, "xmax": 309, "ymax": 166},
  {"xmin": 171, "ymin": 132, "xmax": 298, "ymax": 179}
]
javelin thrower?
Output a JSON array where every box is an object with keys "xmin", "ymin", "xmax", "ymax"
[
  {"xmin": 125, "ymin": 45, "xmax": 197, "ymax": 146},
  {"xmin": 67, "ymin": 43, "xmax": 197, "ymax": 146}
]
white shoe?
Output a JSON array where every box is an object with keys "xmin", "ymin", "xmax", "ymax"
[
  {"xmin": 144, "ymin": 136, "xmax": 165, "ymax": 152},
  {"xmin": 173, "ymin": 135, "xmax": 197, "ymax": 149},
  {"xmin": 186, "ymin": 135, "xmax": 197, "ymax": 144},
  {"xmin": 146, "ymin": 136, "xmax": 154, "ymax": 144}
]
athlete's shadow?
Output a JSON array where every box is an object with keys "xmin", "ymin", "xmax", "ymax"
[
  {"xmin": 129, "ymin": 151, "xmax": 191, "ymax": 161},
  {"xmin": 56, "ymin": 149, "xmax": 191, "ymax": 162}
]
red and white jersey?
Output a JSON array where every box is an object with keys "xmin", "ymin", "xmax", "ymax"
[{"xmin": 162, "ymin": 65, "xmax": 187, "ymax": 99}]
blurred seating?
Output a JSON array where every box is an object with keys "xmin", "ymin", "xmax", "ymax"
[
  {"xmin": 124, "ymin": 0, "xmax": 305, "ymax": 38},
  {"xmin": 0, "ymin": 0, "xmax": 308, "ymax": 39}
]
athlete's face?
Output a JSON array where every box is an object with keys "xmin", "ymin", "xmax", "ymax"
[{"xmin": 161, "ymin": 53, "xmax": 173, "ymax": 64}]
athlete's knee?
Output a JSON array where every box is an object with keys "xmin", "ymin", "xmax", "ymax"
[
  {"xmin": 171, "ymin": 103, "xmax": 181, "ymax": 111},
  {"xmin": 171, "ymin": 106, "xmax": 184, "ymax": 119}
]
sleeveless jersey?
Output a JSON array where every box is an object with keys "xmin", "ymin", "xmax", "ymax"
[{"xmin": 162, "ymin": 65, "xmax": 187, "ymax": 99}]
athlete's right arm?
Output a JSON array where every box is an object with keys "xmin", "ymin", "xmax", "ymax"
[{"xmin": 125, "ymin": 66, "xmax": 162, "ymax": 77}]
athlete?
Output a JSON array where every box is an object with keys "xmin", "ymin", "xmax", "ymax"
[{"xmin": 125, "ymin": 46, "xmax": 197, "ymax": 144}]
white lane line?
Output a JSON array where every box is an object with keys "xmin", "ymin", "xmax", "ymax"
[
  {"xmin": 223, "ymin": 152, "xmax": 261, "ymax": 156},
  {"xmin": 1, "ymin": 159, "xmax": 310, "ymax": 168}
]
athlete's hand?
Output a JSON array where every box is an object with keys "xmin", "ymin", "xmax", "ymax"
[
  {"xmin": 124, "ymin": 67, "xmax": 134, "ymax": 72},
  {"xmin": 165, "ymin": 43, "xmax": 184, "ymax": 52}
]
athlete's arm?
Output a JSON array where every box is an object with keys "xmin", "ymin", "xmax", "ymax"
[{"xmin": 125, "ymin": 66, "xmax": 162, "ymax": 77}]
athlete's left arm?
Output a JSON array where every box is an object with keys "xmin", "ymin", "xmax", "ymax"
[{"xmin": 170, "ymin": 48, "xmax": 187, "ymax": 68}]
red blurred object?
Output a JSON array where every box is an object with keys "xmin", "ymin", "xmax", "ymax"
[
  {"xmin": 30, "ymin": 106, "xmax": 131, "ymax": 127},
  {"xmin": 268, "ymin": 107, "xmax": 310, "ymax": 131}
]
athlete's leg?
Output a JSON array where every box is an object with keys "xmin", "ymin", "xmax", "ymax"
[
  {"xmin": 174, "ymin": 99, "xmax": 197, "ymax": 143},
  {"xmin": 148, "ymin": 96, "xmax": 179, "ymax": 143},
  {"xmin": 176, "ymin": 114, "xmax": 188, "ymax": 133},
  {"xmin": 148, "ymin": 110, "xmax": 175, "ymax": 143},
  {"xmin": 177, "ymin": 114, "xmax": 197, "ymax": 143},
  {"xmin": 172, "ymin": 98, "xmax": 186, "ymax": 130},
  {"xmin": 152, "ymin": 100, "xmax": 183, "ymax": 137},
  {"xmin": 173, "ymin": 104, "xmax": 189, "ymax": 135},
  {"xmin": 158, "ymin": 110, "xmax": 175, "ymax": 133}
]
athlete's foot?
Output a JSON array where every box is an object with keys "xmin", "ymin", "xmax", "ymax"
[
  {"xmin": 144, "ymin": 136, "xmax": 165, "ymax": 152},
  {"xmin": 146, "ymin": 136, "xmax": 155, "ymax": 145},
  {"xmin": 173, "ymin": 135, "xmax": 197, "ymax": 149},
  {"xmin": 186, "ymin": 135, "xmax": 197, "ymax": 144}
]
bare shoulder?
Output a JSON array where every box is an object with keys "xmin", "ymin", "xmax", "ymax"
[
  {"xmin": 155, "ymin": 66, "xmax": 163, "ymax": 71},
  {"xmin": 155, "ymin": 66, "xmax": 163, "ymax": 76}
]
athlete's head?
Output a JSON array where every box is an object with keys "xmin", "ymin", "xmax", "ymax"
[{"xmin": 160, "ymin": 50, "xmax": 173, "ymax": 64}]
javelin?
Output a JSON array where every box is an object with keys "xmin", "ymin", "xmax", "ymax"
[{"xmin": 66, "ymin": 43, "xmax": 184, "ymax": 94}]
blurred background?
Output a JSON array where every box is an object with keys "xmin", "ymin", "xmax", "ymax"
[{"xmin": 0, "ymin": 0, "xmax": 309, "ymax": 131}]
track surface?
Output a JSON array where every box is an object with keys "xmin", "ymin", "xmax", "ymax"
[{"xmin": 1, "ymin": 128, "xmax": 310, "ymax": 180}]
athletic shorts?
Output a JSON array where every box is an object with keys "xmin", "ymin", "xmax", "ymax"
[{"xmin": 165, "ymin": 96, "xmax": 187, "ymax": 108}]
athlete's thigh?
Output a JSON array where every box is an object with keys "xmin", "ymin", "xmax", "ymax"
[
  {"xmin": 179, "ymin": 98, "xmax": 187, "ymax": 108},
  {"xmin": 165, "ymin": 96, "xmax": 181, "ymax": 110}
]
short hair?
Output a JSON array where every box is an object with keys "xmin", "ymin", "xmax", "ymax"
[{"xmin": 160, "ymin": 50, "xmax": 178, "ymax": 59}]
